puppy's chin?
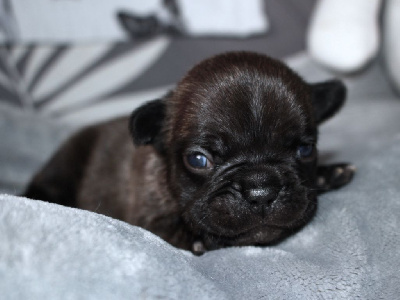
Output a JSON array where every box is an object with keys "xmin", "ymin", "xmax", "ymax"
[{"xmin": 183, "ymin": 188, "xmax": 317, "ymax": 248}]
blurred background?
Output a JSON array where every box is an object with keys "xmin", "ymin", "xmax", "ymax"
[{"xmin": 0, "ymin": 0, "xmax": 399, "ymax": 194}]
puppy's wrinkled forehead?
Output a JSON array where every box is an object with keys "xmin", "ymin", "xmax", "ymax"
[{"xmin": 169, "ymin": 52, "xmax": 314, "ymax": 147}]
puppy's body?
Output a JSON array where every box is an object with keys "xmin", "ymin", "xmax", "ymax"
[
  {"xmin": 25, "ymin": 52, "xmax": 354, "ymax": 252},
  {"xmin": 26, "ymin": 117, "xmax": 194, "ymax": 248}
]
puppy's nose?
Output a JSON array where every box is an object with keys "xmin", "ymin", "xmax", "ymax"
[{"xmin": 245, "ymin": 188, "xmax": 279, "ymax": 206}]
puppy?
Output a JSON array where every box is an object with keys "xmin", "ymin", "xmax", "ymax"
[{"xmin": 24, "ymin": 51, "xmax": 354, "ymax": 253}]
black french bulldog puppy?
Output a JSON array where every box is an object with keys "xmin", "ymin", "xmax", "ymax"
[{"xmin": 24, "ymin": 52, "xmax": 354, "ymax": 253}]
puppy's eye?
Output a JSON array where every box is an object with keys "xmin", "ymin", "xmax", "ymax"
[
  {"xmin": 184, "ymin": 152, "xmax": 213, "ymax": 171},
  {"xmin": 186, "ymin": 153, "xmax": 209, "ymax": 168},
  {"xmin": 297, "ymin": 144, "xmax": 314, "ymax": 159}
]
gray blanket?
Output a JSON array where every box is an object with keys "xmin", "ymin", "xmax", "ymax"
[
  {"xmin": 1, "ymin": 53, "xmax": 400, "ymax": 299},
  {"xmin": 1, "ymin": 134, "xmax": 400, "ymax": 299}
]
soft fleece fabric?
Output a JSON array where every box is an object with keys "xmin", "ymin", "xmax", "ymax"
[
  {"xmin": 1, "ymin": 136, "xmax": 400, "ymax": 299},
  {"xmin": 1, "ymin": 53, "xmax": 400, "ymax": 298}
]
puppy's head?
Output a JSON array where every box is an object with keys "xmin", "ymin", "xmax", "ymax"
[{"xmin": 130, "ymin": 52, "xmax": 346, "ymax": 249}]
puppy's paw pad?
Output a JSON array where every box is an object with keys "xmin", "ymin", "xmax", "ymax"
[
  {"xmin": 330, "ymin": 164, "xmax": 356, "ymax": 189},
  {"xmin": 333, "ymin": 167, "xmax": 344, "ymax": 176},
  {"xmin": 317, "ymin": 176, "xmax": 326, "ymax": 187},
  {"xmin": 192, "ymin": 241, "xmax": 206, "ymax": 255},
  {"xmin": 317, "ymin": 163, "xmax": 356, "ymax": 192},
  {"xmin": 336, "ymin": 164, "xmax": 356, "ymax": 178}
]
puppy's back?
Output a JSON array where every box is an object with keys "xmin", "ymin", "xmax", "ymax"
[{"xmin": 23, "ymin": 117, "xmax": 132, "ymax": 211}]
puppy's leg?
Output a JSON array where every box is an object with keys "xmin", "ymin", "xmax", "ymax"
[
  {"xmin": 23, "ymin": 127, "xmax": 98, "ymax": 207},
  {"xmin": 316, "ymin": 164, "xmax": 356, "ymax": 193}
]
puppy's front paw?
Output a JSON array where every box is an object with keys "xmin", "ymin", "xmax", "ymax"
[
  {"xmin": 316, "ymin": 163, "xmax": 356, "ymax": 193},
  {"xmin": 192, "ymin": 240, "xmax": 207, "ymax": 255}
]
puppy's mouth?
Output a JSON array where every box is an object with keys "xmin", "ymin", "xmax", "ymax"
[
  {"xmin": 186, "ymin": 186, "xmax": 317, "ymax": 247},
  {"xmin": 221, "ymin": 199, "xmax": 317, "ymax": 246}
]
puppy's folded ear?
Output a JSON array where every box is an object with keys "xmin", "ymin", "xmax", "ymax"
[
  {"xmin": 129, "ymin": 99, "xmax": 166, "ymax": 148},
  {"xmin": 311, "ymin": 80, "xmax": 347, "ymax": 124}
]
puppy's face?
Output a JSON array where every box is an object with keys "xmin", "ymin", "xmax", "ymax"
[{"xmin": 131, "ymin": 52, "xmax": 346, "ymax": 249}]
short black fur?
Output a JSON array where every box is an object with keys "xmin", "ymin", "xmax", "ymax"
[
  {"xmin": 129, "ymin": 99, "xmax": 166, "ymax": 147},
  {"xmin": 312, "ymin": 80, "xmax": 347, "ymax": 124}
]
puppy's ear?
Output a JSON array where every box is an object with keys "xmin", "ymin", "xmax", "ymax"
[
  {"xmin": 311, "ymin": 80, "xmax": 347, "ymax": 124},
  {"xmin": 129, "ymin": 99, "xmax": 166, "ymax": 147}
]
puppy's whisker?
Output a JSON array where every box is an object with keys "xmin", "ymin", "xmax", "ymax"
[{"xmin": 94, "ymin": 200, "xmax": 102, "ymax": 212}]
